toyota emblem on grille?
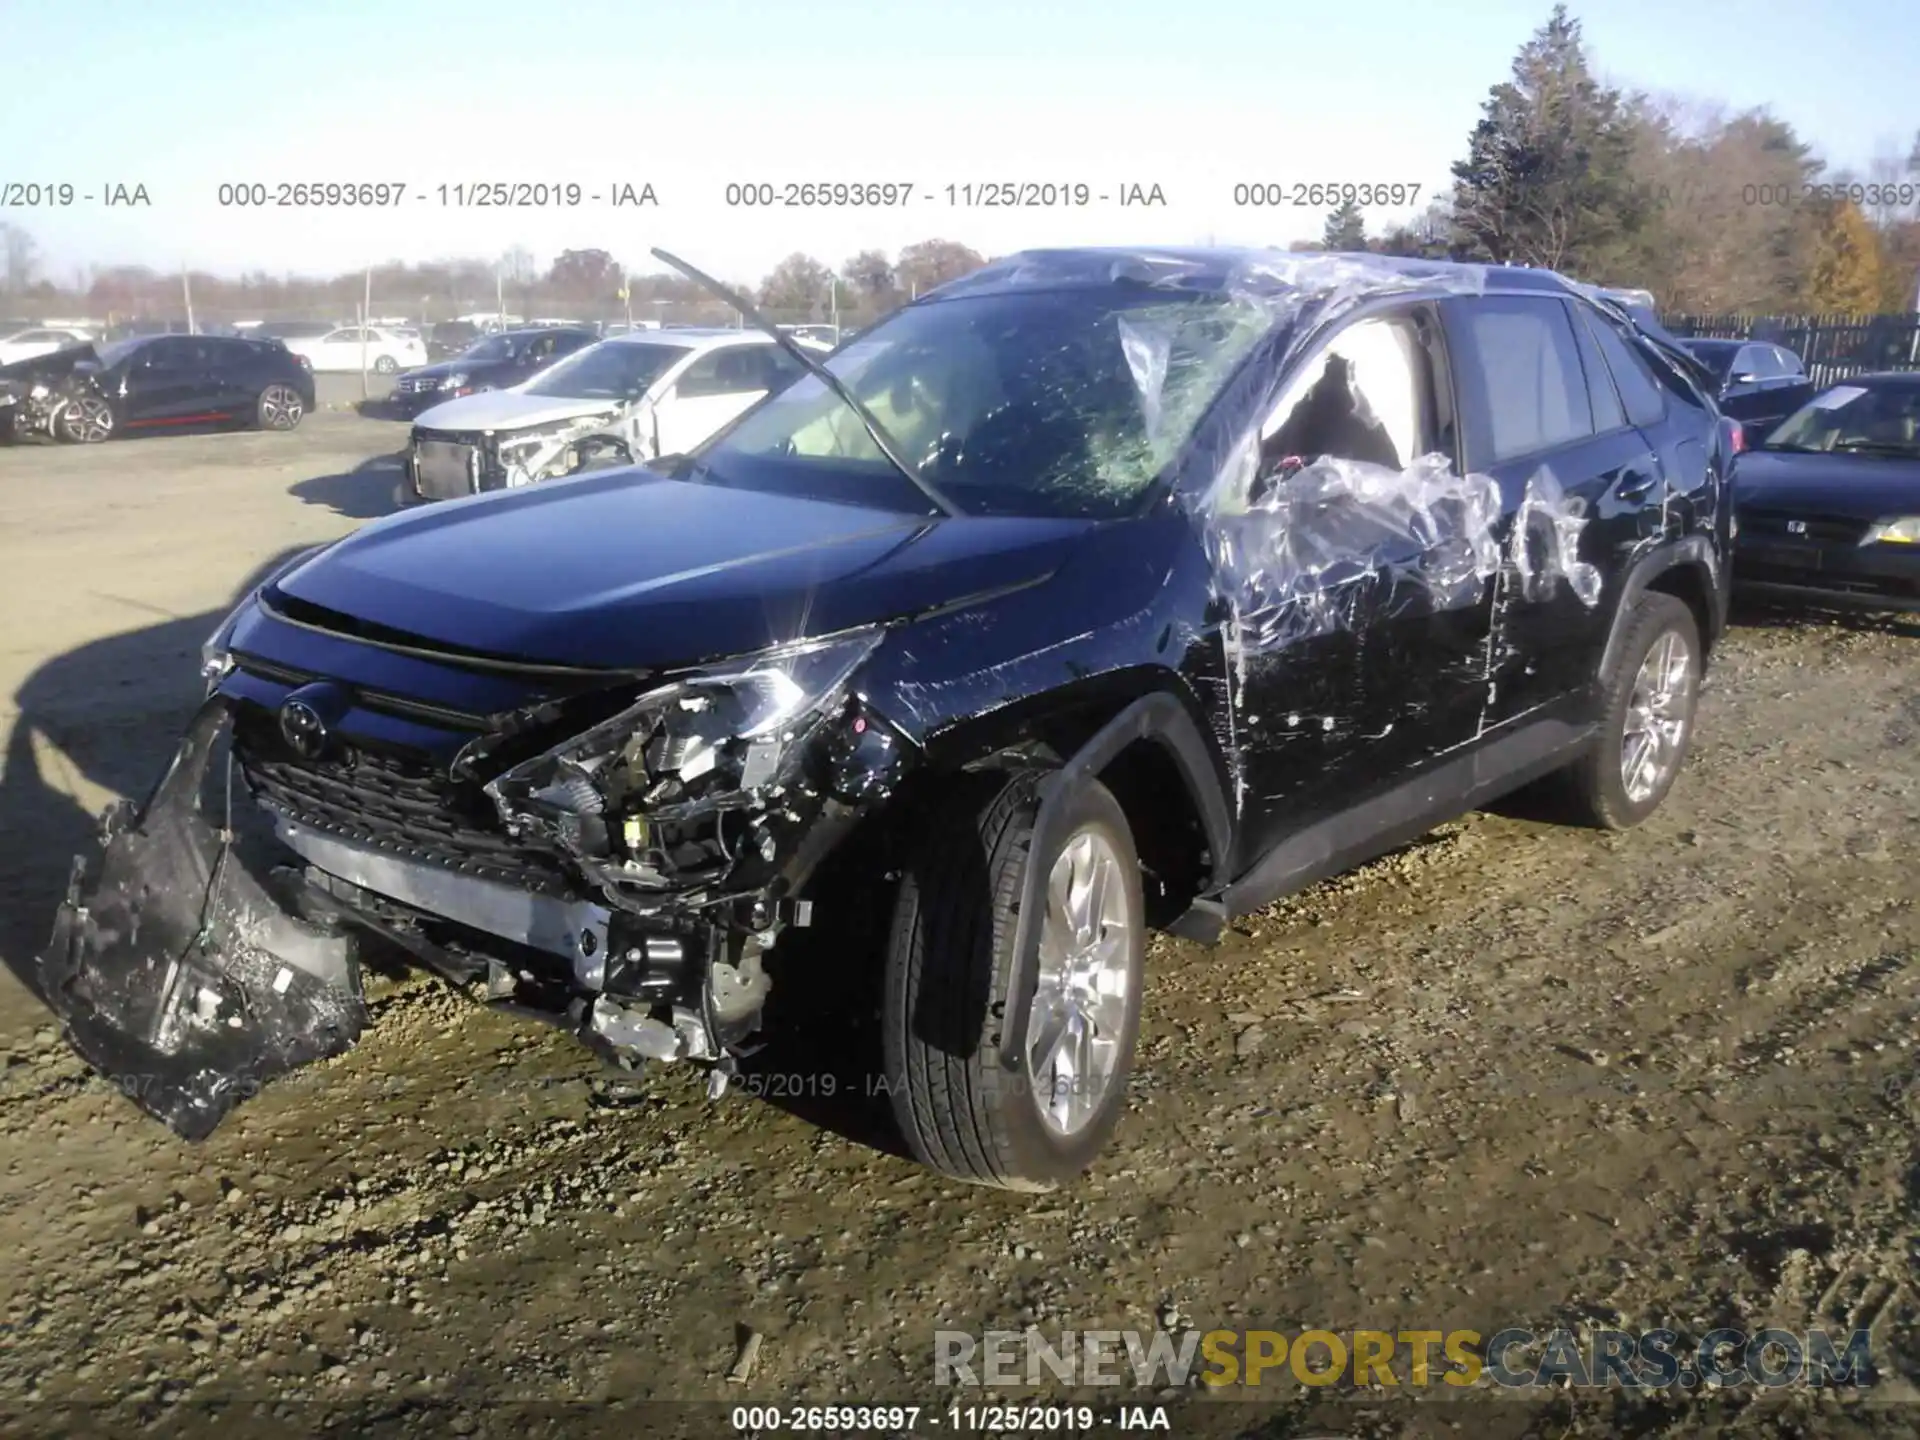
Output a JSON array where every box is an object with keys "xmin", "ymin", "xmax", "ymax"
[
  {"xmin": 1786, "ymin": 519, "xmax": 1808, "ymax": 534},
  {"xmin": 279, "ymin": 699, "xmax": 328, "ymax": 758},
  {"xmin": 276, "ymin": 680, "xmax": 352, "ymax": 760}
]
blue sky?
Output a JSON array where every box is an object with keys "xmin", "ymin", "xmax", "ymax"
[{"xmin": 5, "ymin": 0, "xmax": 1916, "ymax": 287}]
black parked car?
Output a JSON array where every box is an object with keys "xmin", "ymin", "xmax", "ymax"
[
  {"xmin": 0, "ymin": 332, "xmax": 315, "ymax": 442},
  {"xmin": 40, "ymin": 249, "xmax": 1733, "ymax": 1188},
  {"xmin": 1682, "ymin": 338, "xmax": 1815, "ymax": 443},
  {"xmin": 387, "ymin": 326, "xmax": 600, "ymax": 418},
  {"xmin": 1731, "ymin": 372, "xmax": 1920, "ymax": 613}
]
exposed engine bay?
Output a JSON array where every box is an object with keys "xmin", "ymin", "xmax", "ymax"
[
  {"xmin": 36, "ymin": 624, "xmax": 916, "ymax": 1138},
  {"xmin": 408, "ymin": 405, "xmax": 657, "ymax": 499},
  {"xmin": 0, "ymin": 349, "xmax": 107, "ymax": 442}
]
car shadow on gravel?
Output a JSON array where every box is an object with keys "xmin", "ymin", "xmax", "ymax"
[
  {"xmin": 0, "ymin": 549, "xmax": 314, "ymax": 1005},
  {"xmin": 290, "ymin": 453, "xmax": 408, "ymax": 519}
]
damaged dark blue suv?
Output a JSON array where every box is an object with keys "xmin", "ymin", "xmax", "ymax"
[{"xmin": 41, "ymin": 248, "xmax": 1734, "ymax": 1190}]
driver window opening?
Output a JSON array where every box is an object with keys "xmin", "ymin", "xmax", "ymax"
[{"xmin": 1245, "ymin": 316, "xmax": 1436, "ymax": 507}]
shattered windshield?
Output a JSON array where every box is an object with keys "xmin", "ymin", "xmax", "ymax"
[
  {"xmin": 703, "ymin": 288, "xmax": 1276, "ymax": 519},
  {"xmin": 522, "ymin": 340, "xmax": 689, "ymax": 400},
  {"xmin": 1764, "ymin": 381, "xmax": 1920, "ymax": 459}
]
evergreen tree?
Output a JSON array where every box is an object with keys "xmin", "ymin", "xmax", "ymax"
[
  {"xmin": 1450, "ymin": 5, "xmax": 1645, "ymax": 275},
  {"xmin": 1322, "ymin": 200, "xmax": 1367, "ymax": 251}
]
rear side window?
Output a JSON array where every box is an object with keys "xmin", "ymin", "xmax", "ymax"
[
  {"xmin": 1772, "ymin": 346, "xmax": 1803, "ymax": 377},
  {"xmin": 1454, "ymin": 296, "xmax": 1592, "ymax": 464},
  {"xmin": 1580, "ymin": 310, "xmax": 1667, "ymax": 428},
  {"xmin": 1569, "ymin": 304, "xmax": 1627, "ymax": 435}
]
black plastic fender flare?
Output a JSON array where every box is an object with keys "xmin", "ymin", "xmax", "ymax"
[
  {"xmin": 1596, "ymin": 535, "xmax": 1727, "ymax": 684},
  {"xmin": 992, "ymin": 690, "xmax": 1233, "ymax": 1072}
]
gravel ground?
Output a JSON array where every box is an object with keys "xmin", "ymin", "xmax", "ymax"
[{"xmin": 0, "ymin": 421, "xmax": 1915, "ymax": 1439}]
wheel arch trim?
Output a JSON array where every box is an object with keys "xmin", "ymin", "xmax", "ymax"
[
  {"xmin": 1598, "ymin": 536, "xmax": 1725, "ymax": 683},
  {"xmin": 992, "ymin": 691, "xmax": 1233, "ymax": 1073}
]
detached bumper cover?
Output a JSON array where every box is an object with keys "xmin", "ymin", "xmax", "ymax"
[{"xmin": 36, "ymin": 699, "xmax": 365, "ymax": 1140}]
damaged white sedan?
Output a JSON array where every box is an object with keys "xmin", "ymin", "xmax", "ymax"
[{"xmin": 404, "ymin": 328, "xmax": 824, "ymax": 502}]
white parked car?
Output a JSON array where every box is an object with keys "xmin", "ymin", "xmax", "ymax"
[
  {"xmin": 404, "ymin": 329, "xmax": 824, "ymax": 502},
  {"xmin": 0, "ymin": 327, "xmax": 93, "ymax": 364},
  {"xmin": 283, "ymin": 325, "xmax": 429, "ymax": 374}
]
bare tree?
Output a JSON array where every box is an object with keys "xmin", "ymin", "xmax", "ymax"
[{"xmin": 1, "ymin": 223, "xmax": 38, "ymax": 294}]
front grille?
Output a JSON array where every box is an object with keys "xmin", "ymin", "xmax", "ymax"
[
  {"xmin": 1739, "ymin": 508, "xmax": 1870, "ymax": 545},
  {"xmin": 235, "ymin": 715, "xmax": 575, "ymax": 898},
  {"xmin": 397, "ymin": 376, "xmax": 441, "ymax": 394}
]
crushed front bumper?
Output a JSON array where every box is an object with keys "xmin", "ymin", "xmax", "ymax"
[
  {"xmin": 36, "ymin": 699, "xmax": 366, "ymax": 1139},
  {"xmin": 37, "ymin": 695, "xmax": 817, "ymax": 1138}
]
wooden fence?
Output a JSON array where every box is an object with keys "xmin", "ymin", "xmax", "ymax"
[{"xmin": 1663, "ymin": 313, "xmax": 1920, "ymax": 387}]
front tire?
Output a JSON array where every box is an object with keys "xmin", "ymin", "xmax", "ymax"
[
  {"xmin": 881, "ymin": 773, "xmax": 1145, "ymax": 1190},
  {"xmin": 373, "ymin": 355, "xmax": 398, "ymax": 375},
  {"xmin": 256, "ymin": 384, "xmax": 304, "ymax": 431},
  {"xmin": 1558, "ymin": 592, "xmax": 1702, "ymax": 828},
  {"xmin": 57, "ymin": 394, "xmax": 114, "ymax": 443}
]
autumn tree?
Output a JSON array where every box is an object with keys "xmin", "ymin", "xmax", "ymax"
[
  {"xmin": 1450, "ymin": 5, "xmax": 1645, "ymax": 275},
  {"xmin": 546, "ymin": 248, "xmax": 620, "ymax": 300},
  {"xmin": 1322, "ymin": 200, "xmax": 1367, "ymax": 251},
  {"xmin": 893, "ymin": 239, "xmax": 984, "ymax": 297},
  {"xmin": 1375, "ymin": 197, "xmax": 1458, "ymax": 258},
  {"xmin": 759, "ymin": 253, "xmax": 834, "ymax": 315},
  {"xmin": 1611, "ymin": 96, "xmax": 1824, "ymax": 313},
  {"xmin": 1804, "ymin": 200, "xmax": 1885, "ymax": 315},
  {"xmin": 841, "ymin": 249, "xmax": 897, "ymax": 301}
]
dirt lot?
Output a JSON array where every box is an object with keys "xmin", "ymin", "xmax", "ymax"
[{"xmin": 0, "ymin": 419, "xmax": 1915, "ymax": 1439}]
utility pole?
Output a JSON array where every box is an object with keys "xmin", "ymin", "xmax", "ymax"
[
  {"xmin": 361, "ymin": 266, "xmax": 372, "ymax": 400},
  {"xmin": 182, "ymin": 266, "xmax": 194, "ymax": 333}
]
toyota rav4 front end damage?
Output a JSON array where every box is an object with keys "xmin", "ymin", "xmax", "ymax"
[{"xmin": 38, "ymin": 248, "xmax": 1730, "ymax": 1192}]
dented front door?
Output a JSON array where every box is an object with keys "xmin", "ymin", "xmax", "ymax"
[{"xmin": 1219, "ymin": 303, "xmax": 1499, "ymax": 859}]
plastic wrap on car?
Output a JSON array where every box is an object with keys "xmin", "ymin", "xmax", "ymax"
[
  {"xmin": 1203, "ymin": 450, "xmax": 1506, "ymax": 654},
  {"xmin": 1511, "ymin": 463, "xmax": 1603, "ymax": 606}
]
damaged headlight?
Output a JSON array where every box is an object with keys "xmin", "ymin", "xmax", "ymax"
[
  {"xmin": 1863, "ymin": 515, "xmax": 1920, "ymax": 545},
  {"xmin": 484, "ymin": 627, "xmax": 884, "ymax": 889}
]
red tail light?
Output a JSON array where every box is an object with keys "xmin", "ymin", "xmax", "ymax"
[{"xmin": 1727, "ymin": 420, "xmax": 1746, "ymax": 454}]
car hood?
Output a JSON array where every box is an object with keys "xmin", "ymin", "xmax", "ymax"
[
  {"xmin": 0, "ymin": 345, "xmax": 99, "ymax": 380},
  {"xmin": 411, "ymin": 390, "xmax": 625, "ymax": 432},
  {"xmin": 268, "ymin": 469, "xmax": 1092, "ymax": 669},
  {"xmin": 1736, "ymin": 449, "xmax": 1920, "ymax": 521}
]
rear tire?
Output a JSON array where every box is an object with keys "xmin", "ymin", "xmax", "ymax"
[
  {"xmin": 881, "ymin": 773, "xmax": 1145, "ymax": 1190},
  {"xmin": 373, "ymin": 355, "xmax": 398, "ymax": 375},
  {"xmin": 1557, "ymin": 592, "xmax": 1702, "ymax": 829}
]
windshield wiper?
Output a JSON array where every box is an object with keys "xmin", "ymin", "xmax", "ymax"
[{"xmin": 648, "ymin": 247, "xmax": 960, "ymax": 518}]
